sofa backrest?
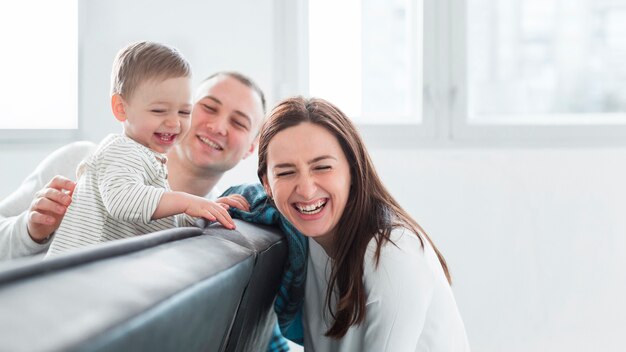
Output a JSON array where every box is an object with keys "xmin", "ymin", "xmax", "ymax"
[
  {"xmin": 0, "ymin": 220, "xmax": 286, "ymax": 352},
  {"xmin": 204, "ymin": 221, "xmax": 288, "ymax": 352}
]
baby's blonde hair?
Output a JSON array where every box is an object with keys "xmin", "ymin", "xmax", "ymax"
[{"xmin": 110, "ymin": 41, "xmax": 191, "ymax": 99}]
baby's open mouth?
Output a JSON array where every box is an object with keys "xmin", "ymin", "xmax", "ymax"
[{"xmin": 155, "ymin": 133, "xmax": 177, "ymax": 142}]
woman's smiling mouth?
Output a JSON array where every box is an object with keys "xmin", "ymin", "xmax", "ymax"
[{"xmin": 294, "ymin": 198, "xmax": 328, "ymax": 215}]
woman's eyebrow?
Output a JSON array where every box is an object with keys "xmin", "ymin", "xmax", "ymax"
[
  {"xmin": 273, "ymin": 162, "xmax": 295, "ymax": 169},
  {"xmin": 308, "ymin": 155, "xmax": 336, "ymax": 164},
  {"xmin": 273, "ymin": 156, "xmax": 336, "ymax": 170}
]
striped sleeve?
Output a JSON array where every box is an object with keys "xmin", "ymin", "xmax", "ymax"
[
  {"xmin": 96, "ymin": 143, "xmax": 165, "ymax": 224},
  {"xmin": 178, "ymin": 213, "xmax": 200, "ymax": 227}
]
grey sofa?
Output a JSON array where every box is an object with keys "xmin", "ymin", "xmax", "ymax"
[{"xmin": 0, "ymin": 219, "xmax": 287, "ymax": 352}]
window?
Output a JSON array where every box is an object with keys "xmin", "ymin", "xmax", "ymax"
[
  {"xmin": 0, "ymin": 0, "xmax": 78, "ymax": 132},
  {"xmin": 467, "ymin": 0, "xmax": 626, "ymax": 125},
  {"xmin": 308, "ymin": 0, "xmax": 423, "ymax": 124},
  {"xmin": 280, "ymin": 0, "xmax": 626, "ymax": 145}
]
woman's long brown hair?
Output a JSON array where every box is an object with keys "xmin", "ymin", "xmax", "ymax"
[{"xmin": 257, "ymin": 97, "xmax": 451, "ymax": 338}]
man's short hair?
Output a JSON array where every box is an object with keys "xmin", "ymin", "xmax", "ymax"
[{"xmin": 203, "ymin": 71, "xmax": 266, "ymax": 114}]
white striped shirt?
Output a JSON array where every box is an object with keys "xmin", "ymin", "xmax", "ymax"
[{"xmin": 47, "ymin": 134, "xmax": 188, "ymax": 256}]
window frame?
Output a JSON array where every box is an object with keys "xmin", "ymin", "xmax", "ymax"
[{"xmin": 276, "ymin": 0, "xmax": 626, "ymax": 147}]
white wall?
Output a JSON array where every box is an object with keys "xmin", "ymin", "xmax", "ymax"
[
  {"xmin": 369, "ymin": 147, "xmax": 626, "ymax": 352},
  {"xmin": 1, "ymin": 1, "xmax": 626, "ymax": 351}
]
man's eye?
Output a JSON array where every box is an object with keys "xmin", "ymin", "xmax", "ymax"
[
  {"xmin": 233, "ymin": 120, "xmax": 249, "ymax": 130},
  {"xmin": 203, "ymin": 104, "xmax": 217, "ymax": 113}
]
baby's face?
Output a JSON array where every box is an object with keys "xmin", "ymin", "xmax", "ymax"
[{"xmin": 121, "ymin": 76, "xmax": 192, "ymax": 154}]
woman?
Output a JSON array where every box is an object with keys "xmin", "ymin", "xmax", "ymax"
[{"xmin": 257, "ymin": 97, "xmax": 470, "ymax": 351}]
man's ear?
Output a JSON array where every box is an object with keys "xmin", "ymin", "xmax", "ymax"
[
  {"xmin": 241, "ymin": 137, "xmax": 259, "ymax": 160},
  {"xmin": 111, "ymin": 94, "xmax": 127, "ymax": 122}
]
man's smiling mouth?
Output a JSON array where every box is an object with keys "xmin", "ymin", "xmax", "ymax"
[{"xmin": 198, "ymin": 136, "xmax": 223, "ymax": 150}]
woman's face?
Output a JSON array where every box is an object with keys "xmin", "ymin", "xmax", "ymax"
[{"xmin": 263, "ymin": 122, "xmax": 351, "ymax": 250}]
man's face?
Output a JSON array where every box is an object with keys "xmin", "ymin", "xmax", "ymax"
[{"xmin": 176, "ymin": 75, "xmax": 264, "ymax": 174}]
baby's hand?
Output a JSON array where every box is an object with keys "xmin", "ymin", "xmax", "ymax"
[
  {"xmin": 185, "ymin": 197, "xmax": 235, "ymax": 230},
  {"xmin": 216, "ymin": 194, "xmax": 250, "ymax": 212}
]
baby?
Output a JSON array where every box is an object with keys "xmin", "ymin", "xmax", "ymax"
[{"xmin": 47, "ymin": 41, "xmax": 242, "ymax": 256}]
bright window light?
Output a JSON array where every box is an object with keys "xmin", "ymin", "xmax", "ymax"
[
  {"xmin": 468, "ymin": 0, "xmax": 626, "ymax": 124},
  {"xmin": 308, "ymin": 0, "xmax": 422, "ymax": 124},
  {"xmin": 309, "ymin": 0, "xmax": 362, "ymax": 118},
  {"xmin": 0, "ymin": 0, "xmax": 78, "ymax": 129}
]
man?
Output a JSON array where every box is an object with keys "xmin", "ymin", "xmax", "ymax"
[{"xmin": 0, "ymin": 72, "xmax": 266, "ymax": 260}]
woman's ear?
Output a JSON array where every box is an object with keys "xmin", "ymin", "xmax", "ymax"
[
  {"xmin": 261, "ymin": 176, "xmax": 272, "ymax": 198},
  {"xmin": 111, "ymin": 94, "xmax": 127, "ymax": 122}
]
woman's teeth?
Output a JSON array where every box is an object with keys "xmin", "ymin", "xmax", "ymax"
[{"xmin": 296, "ymin": 199, "xmax": 327, "ymax": 214}]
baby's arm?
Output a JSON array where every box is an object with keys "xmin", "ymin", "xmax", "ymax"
[
  {"xmin": 96, "ymin": 140, "xmax": 235, "ymax": 230},
  {"xmin": 96, "ymin": 142, "xmax": 230, "ymax": 227},
  {"xmin": 153, "ymin": 192, "xmax": 235, "ymax": 230},
  {"xmin": 215, "ymin": 194, "xmax": 250, "ymax": 212}
]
